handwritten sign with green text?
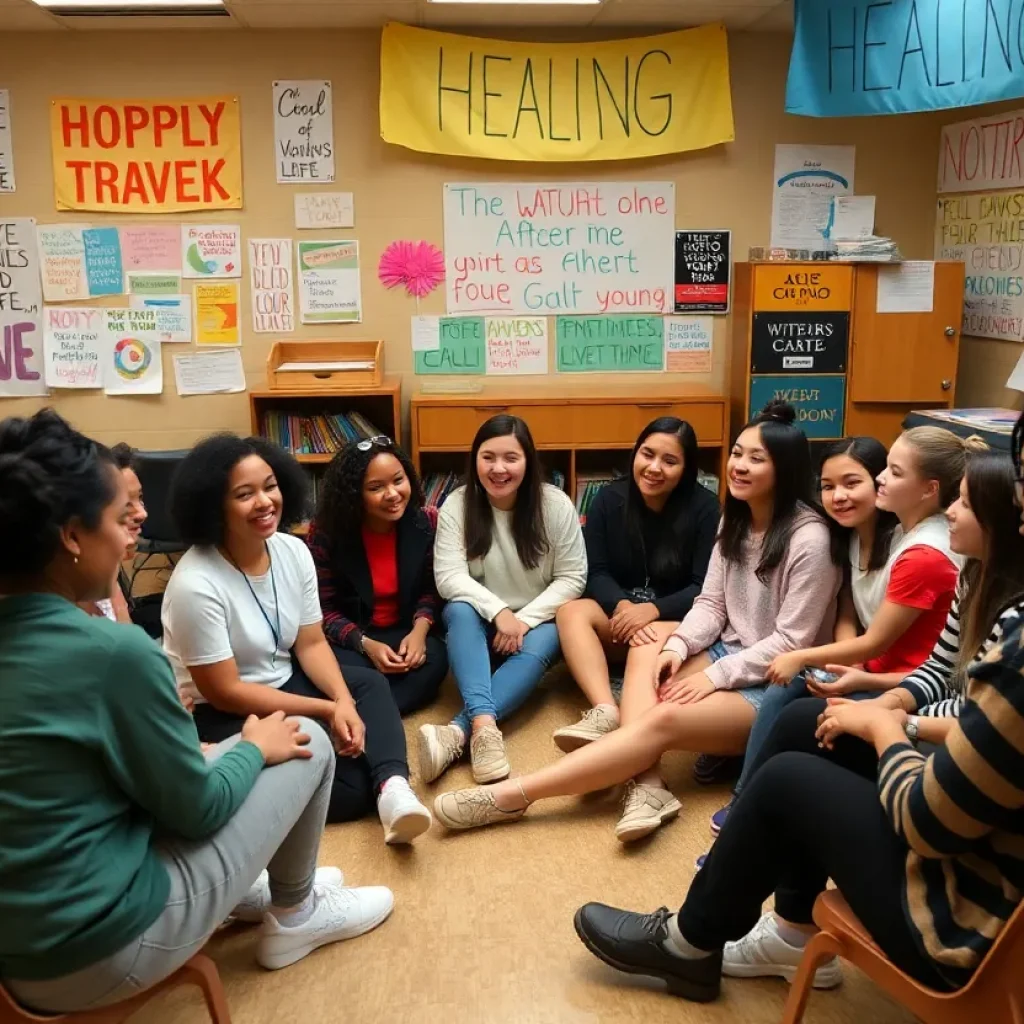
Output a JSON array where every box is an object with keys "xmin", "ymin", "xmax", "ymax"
[
  {"xmin": 556, "ymin": 315, "xmax": 664, "ymax": 373},
  {"xmin": 414, "ymin": 316, "xmax": 485, "ymax": 374}
]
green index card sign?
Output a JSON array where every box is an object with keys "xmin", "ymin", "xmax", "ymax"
[{"xmin": 556, "ymin": 315, "xmax": 664, "ymax": 373}]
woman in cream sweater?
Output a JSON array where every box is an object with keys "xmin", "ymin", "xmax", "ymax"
[{"xmin": 418, "ymin": 415, "xmax": 587, "ymax": 785}]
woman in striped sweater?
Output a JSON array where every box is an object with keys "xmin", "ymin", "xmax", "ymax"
[{"xmin": 568, "ymin": 429, "xmax": 1024, "ymax": 1003}]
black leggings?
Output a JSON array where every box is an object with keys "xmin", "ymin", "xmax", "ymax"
[
  {"xmin": 330, "ymin": 626, "xmax": 448, "ymax": 717},
  {"xmin": 193, "ymin": 658, "xmax": 409, "ymax": 824},
  {"xmin": 678, "ymin": 697, "xmax": 956, "ymax": 991}
]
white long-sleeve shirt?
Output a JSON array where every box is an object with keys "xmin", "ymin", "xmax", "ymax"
[{"xmin": 434, "ymin": 484, "xmax": 587, "ymax": 629}]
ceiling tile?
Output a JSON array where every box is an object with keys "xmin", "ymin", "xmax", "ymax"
[
  {"xmin": 746, "ymin": 1, "xmax": 793, "ymax": 31},
  {"xmin": 236, "ymin": 3, "xmax": 412, "ymax": 26}
]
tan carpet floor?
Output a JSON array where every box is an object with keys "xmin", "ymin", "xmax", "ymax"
[{"xmin": 141, "ymin": 667, "xmax": 916, "ymax": 1024}]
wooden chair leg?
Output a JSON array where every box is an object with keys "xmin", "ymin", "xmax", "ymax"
[
  {"xmin": 780, "ymin": 931, "xmax": 843, "ymax": 1024},
  {"xmin": 179, "ymin": 954, "xmax": 232, "ymax": 1024}
]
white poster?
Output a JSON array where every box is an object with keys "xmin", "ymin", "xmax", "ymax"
[
  {"xmin": 443, "ymin": 181, "xmax": 675, "ymax": 316},
  {"xmin": 173, "ymin": 349, "xmax": 246, "ymax": 396},
  {"xmin": 249, "ymin": 238, "xmax": 295, "ymax": 333},
  {"xmin": 37, "ymin": 224, "xmax": 89, "ymax": 302},
  {"xmin": 294, "ymin": 192, "xmax": 354, "ymax": 229},
  {"xmin": 771, "ymin": 145, "xmax": 855, "ymax": 250},
  {"xmin": 103, "ymin": 308, "xmax": 163, "ymax": 395},
  {"xmin": 664, "ymin": 315, "xmax": 713, "ymax": 372},
  {"xmin": 485, "ymin": 316, "xmax": 548, "ymax": 375},
  {"xmin": 44, "ymin": 307, "xmax": 103, "ymax": 388},
  {"xmin": 274, "ymin": 80, "xmax": 334, "ymax": 184},
  {"xmin": 0, "ymin": 89, "xmax": 14, "ymax": 193},
  {"xmin": 411, "ymin": 315, "xmax": 440, "ymax": 352},
  {"xmin": 0, "ymin": 217, "xmax": 46, "ymax": 397},
  {"xmin": 297, "ymin": 240, "xmax": 361, "ymax": 323},
  {"xmin": 181, "ymin": 224, "xmax": 241, "ymax": 278},
  {"xmin": 129, "ymin": 294, "xmax": 192, "ymax": 344},
  {"xmin": 877, "ymin": 262, "xmax": 935, "ymax": 314},
  {"xmin": 938, "ymin": 107, "xmax": 1024, "ymax": 194}
]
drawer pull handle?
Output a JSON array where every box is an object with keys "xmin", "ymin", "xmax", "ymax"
[{"xmin": 637, "ymin": 403, "xmax": 672, "ymax": 409}]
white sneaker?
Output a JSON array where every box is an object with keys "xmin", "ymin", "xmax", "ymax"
[
  {"xmin": 377, "ymin": 776, "xmax": 432, "ymax": 845},
  {"xmin": 233, "ymin": 867, "xmax": 343, "ymax": 924},
  {"xmin": 552, "ymin": 704, "xmax": 620, "ymax": 753},
  {"xmin": 417, "ymin": 723, "xmax": 465, "ymax": 784},
  {"xmin": 723, "ymin": 912, "xmax": 842, "ymax": 989},
  {"xmin": 256, "ymin": 883, "xmax": 395, "ymax": 971}
]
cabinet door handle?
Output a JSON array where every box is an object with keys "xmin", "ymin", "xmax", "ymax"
[
  {"xmin": 944, "ymin": 326, "xmax": 957, "ymax": 337},
  {"xmin": 941, "ymin": 380, "xmax": 952, "ymax": 390}
]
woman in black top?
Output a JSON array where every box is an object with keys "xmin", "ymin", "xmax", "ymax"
[{"xmin": 553, "ymin": 417, "xmax": 720, "ymax": 752}]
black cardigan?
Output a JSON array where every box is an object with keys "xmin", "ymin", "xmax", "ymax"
[{"xmin": 583, "ymin": 478, "xmax": 720, "ymax": 622}]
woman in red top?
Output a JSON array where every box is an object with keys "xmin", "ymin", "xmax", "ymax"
[{"xmin": 307, "ymin": 437, "xmax": 448, "ymax": 717}]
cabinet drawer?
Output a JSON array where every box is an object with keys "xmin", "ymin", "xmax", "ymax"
[
  {"xmin": 415, "ymin": 404, "xmax": 568, "ymax": 448},
  {"xmin": 571, "ymin": 402, "xmax": 724, "ymax": 446}
]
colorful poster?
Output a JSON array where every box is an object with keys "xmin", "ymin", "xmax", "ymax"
[
  {"xmin": 771, "ymin": 145, "xmax": 855, "ymax": 251},
  {"xmin": 50, "ymin": 96, "xmax": 242, "ymax": 212},
  {"xmin": 485, "ymin": 317, "xmax": 548, "ymax": 375},
  {"xmin": 752, "ymin": 264, "xmax": 854, "ymax": 312},
  {"xmin": 749, "ymin": 374, "xmax": 846, "ymax": 439},
  {"xmin": 119, "ymin": 225, "xmax": 181, "ymax": 271},
  {"xmin": 444, "ymin": 182, "xmax": 674, "ymax": 316},
  {"xmin": 751, "ymin": 312, "xmax": 849, "ymax": 373},
  {"xmin": 181, "ymin": 224, "xmax": 241, "ymax": 278},
  {"xmin": 130, "ymin": 294, "xmax": 192, "ymax": 343},
  {"xmin": 128, "ymin": 273, "xmax": 180, "ymax": 296},
  {"xmin": 0, "ymin": 89, "xmax": 15, "ymax": 193},
  {"xmin": 414, "ymin": 317, "xmax": 485, "ymax": 375},
  {"xmin": 37, "ymin": 224, "xmax": 88, "ymax": 302},
  {"xmin": 380, "ymin": 23, "xmax": 734, "ymax": 162},
  {"xmin": 294, "ymin": 192, "xmax": 354, "ymax": 229},
  {"xmin": 43, "ymin": 306, "xmax": 103, "ymax": 388},
  {"xmin": 935, "ymin": 191, "xmax": 1024, "ymax": 342},
  {"xmin": 665, "ymin": 316, "xmax": 713, "ymax": 373},
  {"xmin": 274, "ymin": 81, "xmax": 334, "ymax": 184},
  {"xmin": 555, "ymin": 315, "xmax": 664, "ymax": 373},
  {"xmin": 0, "ymin": 217, "xmax": 46, "ymax": 397},
  {"xmin": 297, "ymin": 240, "xmax": 362, "ymax": 323},
  {"xmin": 173, "ymin": 349, "xmax": 246, "ymax": 396},
  {"xmin": 674, "ymin": 231, "xmax": 731, "ymax": 313},
  {"xmin": 787, "ymin": 0, "xmax": 1024, "ymax": 118},
  {"xmin": 194, "ymin": 281, "xmax": 240, "ymax": 346},
  {"xmin": 82, "ymin": 227, "xmax": 123, "ymax": 297},
  {"xmin": 249, "ymin": 239, "xmax": 295, "ymax": 333},
  {"xmin": 103, "ymin": 308, "xmax": 163, "ymax": 395}
]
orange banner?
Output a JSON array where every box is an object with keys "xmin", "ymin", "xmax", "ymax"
[
  {"xmin": 50, "ymin": 96, "xmax": 242, "ymax": 213},
  {"xmin": 753, "ymin": 264, "xmax": 853, "ymax": 312}
]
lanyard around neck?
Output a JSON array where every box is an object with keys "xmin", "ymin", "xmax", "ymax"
[{"xmin": 228, "ymin": 543, "xmax": 281, "ymax": 652}]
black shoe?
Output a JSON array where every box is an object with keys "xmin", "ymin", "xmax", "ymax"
[{"xmin": 573, "ymin": 903, "xmax": 722, "ymax": 1002}]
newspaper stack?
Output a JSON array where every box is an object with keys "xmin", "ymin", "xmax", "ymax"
[{"xmin": 831, "ymin": 236, "xmax": 902, "ymax": 262}]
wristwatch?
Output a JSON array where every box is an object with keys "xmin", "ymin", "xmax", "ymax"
[
  {"xmin": 356, "ymin": 634, "xmax": 367, "ymax": 656},
  {"xmin": 904, "ymin": 715, "xmax": 920, "ymax": 743}
]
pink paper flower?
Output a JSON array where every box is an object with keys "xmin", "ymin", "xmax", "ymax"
[{"xmin": 378, "ymin": 240, "xmax": 445, "ymax": 298}]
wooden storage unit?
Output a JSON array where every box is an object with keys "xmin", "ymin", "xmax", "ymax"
[
  {"xmin": 729, "ymin": 262, "xmax": 964, "ymax": 448},
  {"xmin": 265, "ymin": 339, "xmax": 384, "ymax": 391},
  {"xmin": 410, "ymin": 383, "xmax": 729, "ymax": 501}
]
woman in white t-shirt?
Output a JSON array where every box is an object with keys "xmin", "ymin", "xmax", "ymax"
[{"xmin": 162, "ymin": 434, "xmax": 432, "ymax": 845}]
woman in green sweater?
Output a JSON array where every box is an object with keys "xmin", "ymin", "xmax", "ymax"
[{"xmin": 0, "ymin": 410, "xmax": 393, "ymax": 1014}]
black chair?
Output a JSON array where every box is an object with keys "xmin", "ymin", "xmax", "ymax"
[{"xmin": 131, "ymin": 448, "xmax": 188, "ymax": 593}]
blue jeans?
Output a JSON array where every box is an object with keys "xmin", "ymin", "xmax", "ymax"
[{"xmin": 443, "ymin": 601, "xmax": 561, "ymax": 734}]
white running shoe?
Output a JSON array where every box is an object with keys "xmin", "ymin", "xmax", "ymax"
[
  {"xmin": 417, "ymin": 723, "xmax": 465, "ymax": 784},
  {"xmin": 722, "ymin": 912, "xmax": 842, "ymax": 989},
  {"xmin": 377, "ymin": 777, "xmax": 432, "ymax": 844},
  {"xmin": 233, "ymin": 867, "xmax": 343, "ymax": 924},
  {"xmin": 257, "ymin": 883, "xmax": 395, "ymax": 971}
]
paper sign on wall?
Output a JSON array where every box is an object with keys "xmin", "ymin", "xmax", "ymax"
[
  {"xmin": 414, "ymin": 316, "xmax": 485, "ymax": 375},
  {"xmin": 120, "ymin": 225, "xmax": 181, "ymax": 272},
  {"xmin": 771, "ymin": 145, "xmax": 855, "ymax": 251},
  {"xmin": 130, "ymin": 294, "xmax": 192, "ymax": 343},
  {"xmin": 128, "ymin": 273, "xmax": 181, "ymax": 296},
  {"xmin": 0, "ymin": 218, "xmax": 46, "ymax": 397},
  {"xmin": 103, "ymin": 308, "xmax": 163, "ymax": 395},
  {"xmin": 173, "ymin": 349, "xmax": 246, "ymax": 396},
  {"xmin": 674, "ymin": 231, "xmax": 730, "ymax": 313},
  {"xmin": 194, "ymin": 281, "xmax": 240, "ymax": 346},
  {"xmin": 0, "ymin": 89, "xmax": 15, "ymax": 193},
  {"xmin": 297, "ymin": 240, "xmax": 362, "ymax": 323},
  {"xmin": 556, "ymin": 315, "xmax": 664, "ymax": 373},
  {"xmin": 44, "ymin": 306, "xmax": 103, "ymax": 388},
  {"xmin": 877, "ymin": 262, "xmax": 935, "ymax": 314},
  {"xmin": 274, "ymin": 81, "xmax": 334, "ymax": 184},
  {"xmin": 938, "ymin": 107, "xmax": 1024, "ymax": 194},
  {"xmin": 444, "ymin": 182, "xmax": 675, "ymax": 316},
  {"xmin": 485, "ymin": 317, "xmax": 548, "ymax": 375},
  {"xmin": 294, "ymin": 192, "xmax": 354, "ymax": 229},
  {"xmin": 249, "ymin": 239, "xmax": 295, "ymax": 333},
  {"xmin": 38, "ymin": 225, "xmax": 88, "ymax": 302},
  {"xmin": 665, "ymin": 316, "xmax": 713, "ymax": 373},
  {"xmin": 411, "ymin": 315, "xmax": 440, "ymax": 352},
  {"xmin": 181, "ymin": 225, "xmax": 241, "ymax": 278},
  {"xmin": 82, "ymin": 227, "xmax": 123, "ymax": 297}
]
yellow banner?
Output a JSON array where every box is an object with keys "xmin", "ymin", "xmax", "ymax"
[
  {"xmin": 50, "ymin": 96, "xmax": 242, "ymax": 213},
  {"xmin": 379, "ymin": 23, "xmax": 734, "ymax": 163}
]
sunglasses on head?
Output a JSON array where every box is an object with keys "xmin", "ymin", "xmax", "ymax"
[{"xmin": 356, "ymin": 435, "xmax": 393, "ymax": 452}]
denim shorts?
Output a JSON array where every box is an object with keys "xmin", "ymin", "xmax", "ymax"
[{"xmin": 706, "ymin": 639, "xmax": 769, "ymax": 711}]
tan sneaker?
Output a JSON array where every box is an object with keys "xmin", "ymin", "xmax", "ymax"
[
  {"xmin": 470, "ymin": 724, "xmax": 511, "ymax": 783},
  {"xmin": 615, "ymin": 781, "xmax": 682, "ymax": 843},
  {"xmin": 434, "ymin": 787, "xmax": 526, "ymax": 831},
  {"xmin": 417, "ymin": 724, "xmax": 465, "ymax": 784},
  {"xmin": 552, "ymin": 704, "xmax": 620, "ymax": 753}
]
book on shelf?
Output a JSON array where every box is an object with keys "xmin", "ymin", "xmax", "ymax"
[
  {"xmin": 423, "ymin": 471, "xmax": 461, "ymax": 509},
  {"xmin": 575, "ymin": 472, "xmax": 616, "ymax": 524},
  {"xmin": 260, "ymin": 410, "xmax": 385, "ymax": 456}
]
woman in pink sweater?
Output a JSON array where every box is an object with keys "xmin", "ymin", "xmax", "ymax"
[{"xmin": 431, "ymin": 402, "xmax": 842, "ymax": 841}]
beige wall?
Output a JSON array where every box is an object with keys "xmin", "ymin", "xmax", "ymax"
[{"xmin": 0, "ymin": 27, "xmax": 991, "ymax": 447}]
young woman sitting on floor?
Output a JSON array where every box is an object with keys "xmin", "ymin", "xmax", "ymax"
[
  {"xmin": 0, "ymin": 411, "xmax": 391, "ymax": 1015},
  {"xmin": 569, "ymin": 423, "xmax": 1024, "ymax": 1004},
  {"xmin": 161, "ymin": 434, "xmax": 432, "ymax": 845},
  {"xmin": 432, "ymin": 401, "xmax": 841, "ymax": 843},
  {"xmin": 307, "ymin": 436, "xmax": 448, "ymax": 717},
  {"xmin": 551, "ymin": 417, "xmax": 720, "ymax": 752},
  {"xmin": 418, "ymin": 414, "xmax": 587, "ymax": 786}
]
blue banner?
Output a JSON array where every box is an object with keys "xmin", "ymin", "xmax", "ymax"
[{"xmin": 787, "ymin": 0, "xmax": 1024, "ymax": 117}]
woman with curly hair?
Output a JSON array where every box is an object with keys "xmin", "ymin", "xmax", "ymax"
[
  {"xmin": 161, "ymin": 434, "xmax": 433, "ymax": 845},
  {"xmin": 307, "ymin": 436, "xmax": 448, "ymax": 716}
]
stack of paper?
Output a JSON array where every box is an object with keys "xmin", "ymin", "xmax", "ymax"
[{"xmin": 832, "ymin": 236, "xmax": 902, "ymax": 263}]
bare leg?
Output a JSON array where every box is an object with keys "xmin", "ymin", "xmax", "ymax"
[
  {"xmin": 556, "ymin": 599, "xmax": 619, "ymax": 708},
  {"xmin": 491, "ymin": 691, "xmax": 756, "ymax": 810}
]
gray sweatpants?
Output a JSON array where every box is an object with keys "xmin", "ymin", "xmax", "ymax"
[{"xmin": 9, "ymin": 719, "xmax": 334, "ymax": 1014}]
